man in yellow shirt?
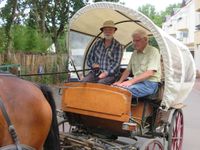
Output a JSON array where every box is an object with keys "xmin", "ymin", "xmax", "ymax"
[{"xmin": 113, "ymin": 29, "xmax": 161, "ymax": 97}]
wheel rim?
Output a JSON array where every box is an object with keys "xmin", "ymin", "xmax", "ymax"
[
  {"xmin": 140, "ymin": 139, "xmax": 164, "ymax": 150},
  {"xmin": 145, "ymin": 140, "xmax": 164, "ymax": 150},
  {"xmin": 169, "ymin": 110, "xmax": 184, "ymax": 150}
]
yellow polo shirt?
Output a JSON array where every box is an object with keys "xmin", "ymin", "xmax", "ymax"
[{"xmin": 127, "ymin": 44, "xmax": 161, "ymax": 82}]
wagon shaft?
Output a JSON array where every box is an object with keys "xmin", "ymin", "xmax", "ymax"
[{"xmin": 60, "ymin": 132, "xmax": 138, "ymax": 150}]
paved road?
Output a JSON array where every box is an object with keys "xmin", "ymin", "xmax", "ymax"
[
  {"xmin": 183, "ymin": 79, "xmax": 200, "ymax": 150},
  {"xmin": 52, "ymin": 79, "xmax": 200, "ymax": 149}
]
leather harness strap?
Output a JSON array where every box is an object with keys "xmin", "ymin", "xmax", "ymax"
[
  {"xmin": 0, "ymin": 97, "xmax": 22, "ymax": 150},
  {"xmin": 0, "ymin": 144, "xmax": 35, "ymax": 150}
]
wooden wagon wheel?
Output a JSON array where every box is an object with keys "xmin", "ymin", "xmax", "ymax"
[
  {"xmin": 140, "ymin": 139, "xmax": 164, "ymax": 150},
  {"xmin": 167, "ymin": 109, "xmax": 184, "ymax": 150}
]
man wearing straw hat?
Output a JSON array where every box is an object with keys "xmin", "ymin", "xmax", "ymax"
[
  {"xmin": 113, "ymin": 29, "xmax": 161, "ymax": 97},
  {"xmin": 82, "ymin": 20, "xmax": 123, "ymax": 85}
]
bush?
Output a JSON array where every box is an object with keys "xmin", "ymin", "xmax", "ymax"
[
  {"xmin": 13, "ymin": 26, "xmax": 51, "ymax": 52},
  {"xmin": 0, "ymin": 28, "xmax": 6, "ymax": 52}
]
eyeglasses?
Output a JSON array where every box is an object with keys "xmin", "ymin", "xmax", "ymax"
[{"xmin": 132, "ymin": 38, "xmax": 145, "ymax": 43}]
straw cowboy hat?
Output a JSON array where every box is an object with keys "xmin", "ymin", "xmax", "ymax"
[{"xmin": 100, "ymin": 20, "xmax": 117, "ymax": 31}]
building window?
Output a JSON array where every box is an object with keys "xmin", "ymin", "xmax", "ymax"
[
  {"xmin": 177, "ymin": 31, "xmax": 188, "ymax": 41},
  {"xmin": 197, "ymin": 45, "xmax": 200, "ymax": 51},
  {"xmin": 168, "ymin": 24, "xmax": 172, "ymax": 27},
  {"xmin": 196, "ymin": 24, "xmax": 200, "ymax": 30},
  {"xmin": 182, "ymin": 31, "xmax": 188, "ymax": 38},
  {"xmin": 177, "ymin": 16, "xmax": 182, "ymax": 22},
  {"xmin": 190, "ymin": 51, "xmax": 194, "ymax": 58},
  {"xmin": 195, "ymin": 13, "xmax": 200, "ymax": 30},
  {"xmin": 171, "ymin": 34, "xmax": 176, "ymax": 38}
]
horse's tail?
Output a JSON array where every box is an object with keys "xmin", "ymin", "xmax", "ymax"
[{"xmin": 39, "ymin": 84, "xmax": 60, "ymax": 150}]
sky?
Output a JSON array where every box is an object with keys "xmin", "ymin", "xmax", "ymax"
[
  {"xmin": 121, "ymin": 0, "xmax": 183, "ymax": 11},
  {"xmin": 0, "ymin": 0, "xmax": 183, "ymax": 12},
  {"xmin": 0, "ymin": 0, "xmax": 6, "ymax": 8}
]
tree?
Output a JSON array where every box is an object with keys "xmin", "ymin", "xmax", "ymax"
[
  {"xmin": 138, "ymin": 4, "xmax": 162, "ymax": 27},
  {"xmin": 138, "ymin": 4, "xmax": 163, "ymax": 48},
  {"xmin": 160, "ymin": 3, "xmax": 181, "ymax": 22},
  {"xmin": 138, "ymin": 3, "xmax": 181, "ymax": 27},
  {"xmin": 44, "ymin": 0, "xmax": 68, "ymax": 53},
  {"xmin": 138, "ymin": 3, "xmax": 181, "ymax": 49},
  {"xmin": 12, "ymin": 25, "xmax": 51, "ymax": 52},
  {"xmin": 0, "ymin": 27, "xmax": 6, "ymax": 52},
  {"xmin": 0, "ymin": 0, "xmax": 29, "ymax": 59},
  {"xmin": 71, "ymin": 0, "xmax": 88, "ymax": 16},
  {"xmin": 26, "ymin": 0, "xmax": 89, "ymax": 53},
  {"xmin": 0, "ymin": 0, "xmax": 17, "ymax": 62},
  {"xmin": 28, "ymin": 0, "xmax": 49, "ymax": 35}
]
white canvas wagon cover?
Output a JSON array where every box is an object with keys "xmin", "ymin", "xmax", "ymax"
[{"xmin": 68, "ymin": 2, "xmax": 196, "ymax": 109}]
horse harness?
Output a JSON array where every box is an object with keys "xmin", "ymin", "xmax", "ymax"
[{"xmin": 0, "ymin": 97, "xmax": 35, "ymax": 150}]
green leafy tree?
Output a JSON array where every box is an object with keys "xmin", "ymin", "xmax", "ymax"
[
  {"xmin": 71, "ymin": 0, "xmax": 88, "ymax": 16},
  {"xmin": 0, "ymin": 0, "xmax": 181, "ymax": 55},
  {"xmin": 0, "ymin": 0, "xmax": 29, "ymax": 58},
  {"xmin": 0, "ymin": 0, "xmax": 17, "ymax": 61},
  {"xmin": 138, "ymin": 3, "xmax": 181, "ymax": 49},
  {"xmin": 160, "ymin": 3, "xmax": 181, "ymax": 23},
  {"xmin": 138, "ymin": 3, "xmax": 181, "ymax": 27},
  {"xmin": 26, "ymin": 0, "xmax": 88, "ymax": 53},
  {"xmin": 138, "ymin": 4, "xmax": 162, "ymax": 48},
  {"xmin": 45, "ymin": 0, "xmax": 69, "ymax": 53},
  {"xmin": 12, "ymin": 25, "xmax": 51, "ymax": 52},
  {"xmin": 0, "ymin": 27, "xmax": 6, "ymax": 52},
  {"xmin": 138, "ymin": 4, "xmax": 162, "ymax": 27},
  {"xmin": 27, "ymin": 0, "xmax": 49, "ymax": 35}
]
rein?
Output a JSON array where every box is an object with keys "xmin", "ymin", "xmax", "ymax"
[
  {"xmin": 0, "ymin": 72, "xmax": 16, "ymax": 76},
  {"xmin": 0, "ymin": 97, "xmax": 22, "ymax": 150}
]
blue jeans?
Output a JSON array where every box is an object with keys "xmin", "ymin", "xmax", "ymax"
[{"xmin": 124, "ymin": 80, "xmax": 158, "ymax": 97}]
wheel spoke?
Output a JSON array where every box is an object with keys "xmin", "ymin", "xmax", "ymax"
[
  {"xmin": 141, "ymin": 139, "xmax": 164, "ymax": 150},
  {"xmin": 171, "ymin": 137, "xmax": 183, "ymax": 140},
  {"xmin": 168, "ymin": 110, "xmax": 184, "ymax": 150},
  {"xmin": 152, "ymin": 143, "xmax": 156, "ymax": 149}
]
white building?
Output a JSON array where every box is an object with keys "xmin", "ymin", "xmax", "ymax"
[{"xmin": 162, "ymin": 0, "xmax": 200, "ymax": 73}]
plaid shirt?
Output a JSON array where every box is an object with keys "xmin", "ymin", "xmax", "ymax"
[{"xmin": 87, "ymin": 38, "xmax": 123, "ymax": 76}]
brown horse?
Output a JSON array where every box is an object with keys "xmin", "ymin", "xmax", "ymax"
[{"xmin": 0, "ymin": 73, "xmax": 60, "ymax": 150}]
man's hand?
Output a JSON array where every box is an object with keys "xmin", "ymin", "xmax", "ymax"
[
  {"xmin": 113, "ymin": 81, "xmax": 122, "ymax": 86},
  {"xmin": 98, "ymin": 71, "xmax": 108, "ymax": 79},
  {"xmin": 92, "ymin": 63, "xmax": 100, "ymax": 69},
  {"xmin": 119, "ymin": 80, "xmax": 133, "ymax": 87}
]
